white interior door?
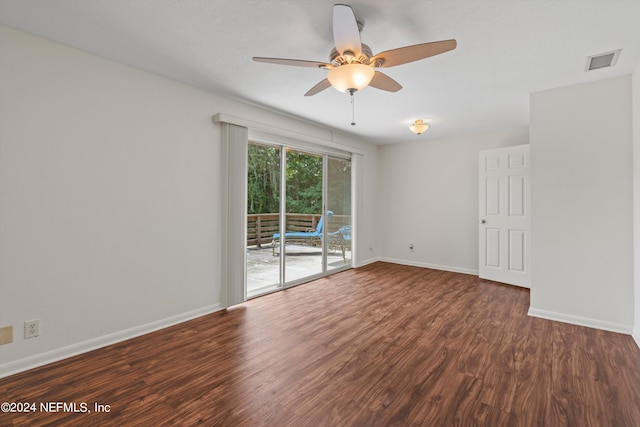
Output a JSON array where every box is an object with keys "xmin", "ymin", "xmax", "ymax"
[{"xmin": 479, "ymin": 145, "xmax": 530, "ymax": 288}]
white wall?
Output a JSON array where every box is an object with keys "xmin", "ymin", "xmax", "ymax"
[
  {"xmin": 0, "ymin": 25, "xmax": 378, "ymax": 377},
  {"xmin": 530, "ymin": 76, "xmax": 634, "ymax": 333},
  {"xmin": 377, "ymin": 128, "xmax": 529, "ymax": 273},
  {"xmin": 633, "ymin": 65, "xmax": 640, "ymax": 346}
]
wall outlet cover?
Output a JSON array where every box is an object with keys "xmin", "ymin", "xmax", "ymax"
[{"xmin": 24, "ymin": 320, "xmax": 39, "ymax": 339}]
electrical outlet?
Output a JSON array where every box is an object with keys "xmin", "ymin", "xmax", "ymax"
[
  {"xmin": 0, "ymin": 325, "xmax": 13, "ymax": 345},
  {"xmin": 24, "ymin": 320, "xmax": 39, "ymax": 339}
]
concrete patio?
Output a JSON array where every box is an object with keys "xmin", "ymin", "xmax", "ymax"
[{"xmin": 246, "ymin": 244, "xmax": 351, "ymax": 297}]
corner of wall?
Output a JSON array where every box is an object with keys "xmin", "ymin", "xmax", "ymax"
[{"xmin": 633, "ymin": 63, "xmax": 640, "ymax": 348}]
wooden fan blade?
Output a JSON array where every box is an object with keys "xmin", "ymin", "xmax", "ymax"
[
  {"xmin": 371, "ymin": 39, "xmax": 457, "ymax": 68},
  {"xmin": 369, "ymin": 71, "xmax": 402, "ymax": 92},
  {"xmin": 304, "ymin": 79, "xmax": 332, "ymax": 96},
  {"xmin": 333, "ymin": 4, "xmax": 361, "ymax": 56},
  {"xmin": 253, "ymin": 57, "xmax": 330, "ymax": 69}
]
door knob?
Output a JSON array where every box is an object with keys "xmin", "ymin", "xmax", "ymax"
[{"xmin": 480, "ymin": 219, "xmax": 486, "ymax": 224}]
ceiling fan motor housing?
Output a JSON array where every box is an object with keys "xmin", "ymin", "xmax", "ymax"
[{"xmin": 330, "ymin": 44, "xmax": 373, "ymax": 66}]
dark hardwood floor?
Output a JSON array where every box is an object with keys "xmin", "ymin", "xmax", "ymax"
[{"xmin": 1, "ymin": 262, "xmax": 640, "ymax": 426}]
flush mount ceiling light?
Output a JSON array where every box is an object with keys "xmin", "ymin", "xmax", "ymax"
[{"xmin": 409, "ymin": 120, "xmax": 430, "ymax": 135}]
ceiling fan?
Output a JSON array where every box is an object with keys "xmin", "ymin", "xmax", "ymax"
[{"xmin": 253, "ymin": 4, "xmax": 457, "ymax": 97}]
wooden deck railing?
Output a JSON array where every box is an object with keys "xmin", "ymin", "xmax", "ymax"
[{"xmin": 247, "ymin": 213, "xmax": 351, "ymax": 247}]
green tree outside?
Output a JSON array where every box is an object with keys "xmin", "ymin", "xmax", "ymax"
[{"xmin": 247, "ymin": 143, "xmax": 351, "ymax": 216}]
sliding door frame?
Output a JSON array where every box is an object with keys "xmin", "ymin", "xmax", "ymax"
[
  {"xmin": 246, "ymin": 136, "xmax": 352, "ymax": 299},
  {"xmin": 278, "ymin": 145, "xmax": 286, "ymax": 288}
]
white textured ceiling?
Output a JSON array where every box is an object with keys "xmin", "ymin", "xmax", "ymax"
[{"xmin": 1, "ymin": 0, "xmax": 640, "ymax": 144}]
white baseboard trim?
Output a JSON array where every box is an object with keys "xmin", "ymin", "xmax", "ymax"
[
  {"xmin": 528, "ymin": 307, "xmax": 633, "ymax": 334},
  {"xmin": 378, "ymin": 257, "xmax": 479, "ymax": 276},
  {"xmin": 0, "ymin": 303, "xmax": 225, "ymax": 379},
  {"xmin": 633, "ymin": 330, "xmax": 640, "ymax": 350},
  {"xmin": 353, "ymin": 256, "xmax": 381, "ymax": 268}
]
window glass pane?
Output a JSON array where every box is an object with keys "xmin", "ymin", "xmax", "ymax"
[
  {"xmin": 246, "ymin": 142, "xmax": 281, "ymax": 297},
  {"xmin": 327, "ymin": 157, "xmax": 352, "ymax": 271},
  {"xmin": 284, "ymin": 149, "xmax": 323, "ymax": 283}
]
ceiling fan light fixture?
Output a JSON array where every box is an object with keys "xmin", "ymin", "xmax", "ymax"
[
  {"xmin": 410, "ymin": 119, "xmax": 430, "ymax": 135},
  {"xmin": 254, "ymin": 5, "xmax": 456, "ymax": 99},
  {"xmin": 327, "ymin": 63, "xmax": 375, "ymax": 93}
]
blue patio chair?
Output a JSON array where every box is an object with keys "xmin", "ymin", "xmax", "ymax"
[{"xmin": 272, "ymin": 211, "xmax": 333, "ymax": 256}]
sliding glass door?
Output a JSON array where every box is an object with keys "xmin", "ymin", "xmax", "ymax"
[
  {"xmin": 326, "ymin": 156, "xmax": 352, "ymax": 271},
  {"xmin": 284, "ymin": 149, "xmax": 324, "ymax": 283},
  {"xmin": 246, "ymin": 142, "xmax": 281, "ymax": 295},
  {"xmin": 246, "ymin": 141, "xmax": 351, "ymax": 298}
]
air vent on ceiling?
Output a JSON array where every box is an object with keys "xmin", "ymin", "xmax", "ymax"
[{"xmin": 585, "ymin": 49, "xmax": 621, "ymax": 71}]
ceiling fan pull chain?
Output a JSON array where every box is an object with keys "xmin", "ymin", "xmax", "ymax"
[{"xmin": 350, "ymin": 90, "xmax": 356, "ymax": 126}]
